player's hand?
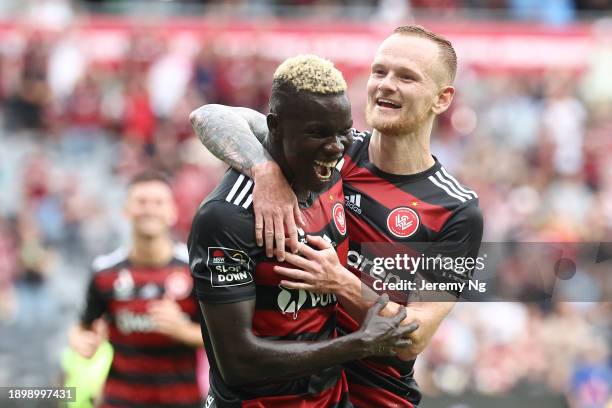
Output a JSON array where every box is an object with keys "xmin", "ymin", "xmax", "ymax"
[
  {"xmin": 148, "ymin": 299, "xmax": 190, "ymax": 338},
  {"xmin": 357, "ymin": 294, "xmax": 418, "ymax": 357},
  {"xmin": 252, "ymin": 161, "xmax": 305, "ymax": 261},
  {"xmin": 273, "ymin": 235, "xmax": 348, "ymax": 294},
  {"xmin": 68, "ymin": 324, "xmax": 103, "ymax": 359}
]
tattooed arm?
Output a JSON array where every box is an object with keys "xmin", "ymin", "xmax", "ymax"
[
  {"xmin": 189, "ymin": 105, "xmax": 270, "ymax": 177},
  {"xmin": 189, "ymin": 104, "xmax": 304, "ymax": 260}
]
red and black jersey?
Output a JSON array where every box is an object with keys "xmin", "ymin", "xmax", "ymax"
[
  {"xmin": 338, "ymin": 130, "xmax": 484, "ymax": 408},
  {"xmin": 189, "ymin": 169, "xmax": 350, "ymax": 408},
  {"xmin": 81, "ymin": 244, "xmax": 202, "ymax": 408}
]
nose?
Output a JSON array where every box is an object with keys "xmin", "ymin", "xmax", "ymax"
[
  {"xmin": 322, "ymin": 136, "xmax": 344, "ymax": 156},
  {"xmin": 378, "ymin": 73, "xmax": 396, "ymax": 93}
]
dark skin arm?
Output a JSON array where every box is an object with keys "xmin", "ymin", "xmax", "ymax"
[
  {"xmin": 189, "ymin": 104, "xmax": 303, "ymax": 261},
  {"xmin": 200, "ymin": 294, "xmax": 418, "ymax": 387}
]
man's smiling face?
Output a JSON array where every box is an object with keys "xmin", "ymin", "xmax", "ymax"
[{"xmin": 365, "ymin": 34, "xmax": 448, "ymax": 136}]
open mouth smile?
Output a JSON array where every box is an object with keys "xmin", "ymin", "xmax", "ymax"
[
  {"xmin": 313, "ymin": 159, "xmax": 338, "ymax": 181},
  {"xmin": 376, "ymin": 98, "xmax": 401, "ymax": 109}
]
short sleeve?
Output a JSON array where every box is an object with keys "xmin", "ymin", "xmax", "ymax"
[
  {"xmin": 417, "ymin": 202, "xmax": 484, "ymax": 297},
  {"xmin": 80, "ymin": 274, "xmax": 107, "ymax": 327},
  {"xmin": 188, "ymin": 200, "xmax": 258, "ymax": 304},
  {"xmin": 436, "ymin": 202, "xmax": 484, "ymax": 262}
]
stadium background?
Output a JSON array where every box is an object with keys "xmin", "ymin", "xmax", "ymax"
[{"xmin": 0, "ymin": 0, "xmax": 610, "ymax": 407}]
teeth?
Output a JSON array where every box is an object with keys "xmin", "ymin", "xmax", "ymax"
[
  {"xmin": 314, "ymin": 160, "xmax": 337, "ymax": 168},
  {"xmin": 377, "ymin": 98, "xmax": 400, "ymax": 107}
]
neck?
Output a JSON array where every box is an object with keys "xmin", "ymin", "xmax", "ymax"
[
  {"xmin": 369, "ymin": 120, "xmax": 435, "ymax": 175},
  {"xmin": 129, "ymin": 233, "xmax": 174, "ymax": 266}
]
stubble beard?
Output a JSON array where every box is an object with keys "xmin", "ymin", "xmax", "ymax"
[{"xmin": 365, "ymin": 105, "xmax": 422, "ymax": 136}]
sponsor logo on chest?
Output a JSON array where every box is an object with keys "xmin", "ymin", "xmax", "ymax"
[{"xmin": 276, "ymin": 285, "xmax": 337, "ymax": 319}]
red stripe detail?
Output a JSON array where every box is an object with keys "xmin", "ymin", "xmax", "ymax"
[
  {"xmin": 346, "ymin": 211, "xmax": 392, "ymax": 244},
  {"xmin": 336, "ymin": 239, "xmax": 348, "ymax": 265},
  {"xmin": 108, "ymin": 297, "xmax": 197, "ymax": 314},
  {"xmin": 108, "ymin": 299, "xmax": 153, "ymax": 313},
  {"xmin": 108, "ymin": 325, "xmax": 183, "ymax": 347},
  {"xmin": 112, "ymin": 352, "xmax": 197, "ymax": 374},
  {"xmin": 255, "ymin": 240, "xmax": 348, "ymax": 287},
  {"xmin": 252, "ymin": 308, "xmax": 334, "ymax": 337},
  {"xmin": 342, "ymin": 155, "xmax": 452, "ymax": 232},
  {"xmin": 300, "ymin": 179, "xmax": 344, "ymax": 233},
  {"xmin": 95, "ymin": 265, "xmax": 191, "ymax": 291},
  {"xmin": 255, "ymin": 262, "xmax": 293, "ymax": 286},
  {"xmin": 337, "ymin": 305, "xmax": 360, "ymax": 334},
  {"xmin": 348, "ymin": 383, "xmax": 413, "ymax": 408},
  {"xmin": 242, "ymin": 372, "xmax": 348, "ymax": 408},
  {"xmin": 104, "ymin": 378, "xmax": 201, "ymax": 404},
  {"xmin": 361, "ymin": 358, "xmax": 402, "ymax": 380}
]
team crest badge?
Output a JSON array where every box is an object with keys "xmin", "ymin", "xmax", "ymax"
[
  {"xmin": 332, "ymin": 203, "xmax": 347, "ymax": 236},
  {"xmin": 164, "ymin": 270, "xmax": 193, "ymax": 300},
  {"xmin": 386, "ymin": 207, "xmax": 420, "ymax": 238}
]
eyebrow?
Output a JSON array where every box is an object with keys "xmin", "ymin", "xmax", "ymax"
[{"xmin": 371, "ymin": 61, "xmax": 424, "ymax": 80}]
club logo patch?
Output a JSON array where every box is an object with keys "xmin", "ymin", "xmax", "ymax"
[
  {"xmin": 113, "ymin": 269, "xmax": 135, "ymax": 300},
  {"xmin": 333, "ymin": 202, "xmax": 346, "ymax": 236},
  {"xmin": 386, "ymin": 207, "xmax": 420, "ymax": 238},
  {"xmin": 164, "ymin": 269, "xmax": 193, "ymax": 300},
  {"xmin": 207, "ymin": 247, "xmax": 253, "ymax": 287}
]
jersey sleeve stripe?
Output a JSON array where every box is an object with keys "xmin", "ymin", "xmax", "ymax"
[
  {"xmin": 440, "ymin": 167, "xmax": 478, "ymax": 199},
  {"xmin": 242, "ymin": 193, "xmax": 253, "ymax": 209},
  {"xmin": 233, "ymin": 179, "xmax": 253, "ymax": 206},
  {"xmin": 434, "ymin": 171, "xmax": 473, "ymax": 201},
  {"xmin": 428, "ymin": 174, "xmax": 467, "ymax": 203},
  {"xmin": 225, "ymin": 174, "xmax": 246, "ymax": 203}
]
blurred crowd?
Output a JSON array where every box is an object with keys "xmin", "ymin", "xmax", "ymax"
[
  {"xmin": 1, "ymin": 0, "xmax": 611, "ymax": 26},
  {"xmin": 0, "ymin": 14, "xmax": 610, "ymax": 408}
]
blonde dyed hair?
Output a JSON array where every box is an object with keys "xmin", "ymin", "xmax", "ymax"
[{"xmin": 272, "ymin": 55, "xmax": 347, "ymax": 94}]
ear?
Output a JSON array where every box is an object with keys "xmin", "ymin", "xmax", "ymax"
[
  {"xmin": 432, "ymin": 85, "xmax": 455, "ymax": 115},
  {"xmin": 267, "ymin": 113, "xmax": 281, "ymax": 142}
]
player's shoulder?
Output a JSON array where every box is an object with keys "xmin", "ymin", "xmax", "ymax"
[
  {"xmin": 91, "ymin": 246, "xmax": 129, "ymax": 273},
  {"xmin": 201, "ymin": 169, "xmax": 255, "ymax": 212},
  {"xmin": 349, "ymin": 128, "xmax": 371, "ymax": 143},
  {"xmin": 336, "ymin": 128, "xmax": 371, "ymax": 173},
  {"xmin": 425, "ymin": 162, "xmax": 479, "ymax": 208},
  {"xmin": 346, "ymin": 128, "xmax": 371, "ymax": 156},
  {"xmin": 171, "ymin": 242, "xmax": 190, "ymax": 265},
  {"xmin": 190, "ymin": 172, "xmax": 257, "ymax": 249}
]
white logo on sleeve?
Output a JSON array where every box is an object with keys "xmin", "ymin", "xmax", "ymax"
[{"xmin": 206, "ymin": 247, "xmax": 254, "ymax": 287}]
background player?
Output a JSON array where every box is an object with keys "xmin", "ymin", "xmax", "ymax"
[
  {"xmin": 68, "ymin": 171, "xmax": 204, "ymax": 408},
  {"xmin": 189, "ymin": 55, "xmax": 418, "ymax": 408},
  {"xmin": 189, "ymin": 26, "xmax": 483, "ymax": 407}
]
